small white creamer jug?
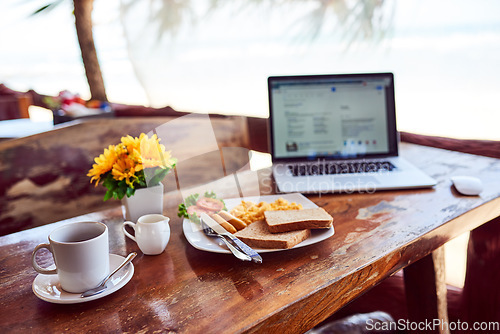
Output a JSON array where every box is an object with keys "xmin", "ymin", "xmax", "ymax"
[{"xmin": 123, "ymin": 214, "xmax": 170, "ymax": 255}]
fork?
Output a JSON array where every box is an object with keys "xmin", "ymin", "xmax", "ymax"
[{"xmin": 201, "ymin": 221, "xmax": 252, "ymax": 262}]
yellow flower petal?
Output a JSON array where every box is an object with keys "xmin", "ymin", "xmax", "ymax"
[
  {"xmin": 87, "ymin": 144, "xmax": 118, "ymax": 185},
  {"xmin": 89, "ymin": 133, "xmax": 176, "ymax": 188}
]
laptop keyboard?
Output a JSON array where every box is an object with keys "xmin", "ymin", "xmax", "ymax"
[{"xmin": 287, "ymin": 161, "xmax": 395, "ymax": 176}]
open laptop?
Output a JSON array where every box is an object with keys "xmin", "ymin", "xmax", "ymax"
[{"xmin": 268, "ymin": 72, "xmax": 436, "ymax": 194}]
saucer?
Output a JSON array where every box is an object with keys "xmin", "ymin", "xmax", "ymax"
[{"xmin": 32, "ymin": 254, "xmax": 134, "ymax": 304}]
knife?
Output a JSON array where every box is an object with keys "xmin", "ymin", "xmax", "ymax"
[
  {"xmin": 201, "ymin": 218, "xmax": 252, "ymax": 262},
  {"xmin": 201, "ymin": 213, "xmax": 263, "ymax": 264}
]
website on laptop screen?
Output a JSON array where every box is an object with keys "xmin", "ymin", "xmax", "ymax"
[{"xmin": 270, "ymin": 77, "xmax": 391, "ymax": 160}]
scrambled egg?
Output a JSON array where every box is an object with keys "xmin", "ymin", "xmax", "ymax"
[{"xmin": 230, "ymin": 198, "xmax": 303, "ymax": 225}]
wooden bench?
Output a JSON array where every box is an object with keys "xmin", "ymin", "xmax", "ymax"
[{"xmin": 0, "ymin": 115, "xmax": 251, "ymax": 235}]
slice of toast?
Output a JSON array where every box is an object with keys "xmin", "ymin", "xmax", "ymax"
[
  {"xmin": 234, "ymin": 220, "xmax": 311, "ymax": 249},
  {"xmin": 264, "ymin": 208, "xmax": 333, "ymax": 233}
]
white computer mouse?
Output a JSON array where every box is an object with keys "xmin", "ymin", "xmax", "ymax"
[{"xmin": 451, "ymin": 176, "xmax": 483, "ymax": 196}]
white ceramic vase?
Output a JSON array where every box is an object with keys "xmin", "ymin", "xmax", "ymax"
[{"xmin": 122, "ymin": 183, "xmax": 164, "ymax": 222}]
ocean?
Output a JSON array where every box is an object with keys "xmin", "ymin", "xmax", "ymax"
[{"xmin": 1, "ymin": 0, "xmax": 500, "ymax": 140}]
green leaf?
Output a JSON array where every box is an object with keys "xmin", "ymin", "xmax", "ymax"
[
  {"xmin": 177, "ymin": 193, "xmax": 199, "ymax": 219},
  {"xmin": 135, "ymin": 170, "xmax": 146, "ymax": 188},
  {"xmin": 116, "ymin": 185, "xmax": 126, "ymax": 200},
  {"xmin": 177, "ymin": 203, "xmax": 187, "ymax": 218},
  {"xmin": 103, "ymin": 189, "xmax": 113, "ymax": 201},
  {"xmin": 185, "ymin": 193, "xmax": 199, "ymax": 207},
  {"xmin": 126, "ymin": 187, "xmax": 135, "ymax": 198},
  {"xmin": 202, "ymin": 191, "xmax": 226, "ymax": 210},
  {"xmin": 102, "ymin": 173, "xmax": 117, "ymax": 191},
  {"xmin": 32, "ymin": 4, "xmax": 51, "ymax": 15},
  {"xmin": 144, "ymin": 167, "xmax": 169, "ymax": 187},
  {"xmin": 177, "ymin": 191, "xmax": 226, "ymax": 223},
  {"xmin": 204, "ymin": 191, "xmax": 217, "ymax": 199},
  {"xmin": 31, "ymin": 1, "xmax": 63, "ymax": 16},
  {"xmin": 188, "ymin": 212, "xmax": 200, "ymax": 223}
]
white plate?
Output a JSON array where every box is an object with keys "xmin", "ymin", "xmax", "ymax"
[
  {"xmin": 183, "ymin": 193, "xmax": 335, "ymax": 254},
  {"xmin": 32, "ymin": 254, "xmax": 134, "ymax": 304}
]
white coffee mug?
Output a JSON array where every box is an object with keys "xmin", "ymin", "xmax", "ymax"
[
  {"xmin": 123, "ymin": 214, "xmax": 170, "ymax": 255},
  {"xmin": 31, "ymin": 221, "xmax": 110, "ymax": 293}
]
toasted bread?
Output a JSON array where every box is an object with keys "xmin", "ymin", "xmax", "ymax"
[
  {"xmin": 234, "ymin": 220, "xmax": 310, "ymax": 249},
  {"xmin": 264, "ymin": 208, "xmax": 333, "ymax": 233}
]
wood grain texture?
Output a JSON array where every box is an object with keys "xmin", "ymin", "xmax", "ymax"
[
  {"xmin": 0, "ymin": 115, "xmax": 249, "ymax": 235},
  {"xmin": 404, "ymin": 247, "xmax": 449, "ymax": 334},
  {"xmin": 462, "ymin": 217, "xmax": 500, "ymax": 325},
  {"xmin": 1, "ymin": 143, "xmax": 500, "ymax": 333},
  {"xmin": 400, "ymin": 130, "xmax": 500, "ymax": 331}
]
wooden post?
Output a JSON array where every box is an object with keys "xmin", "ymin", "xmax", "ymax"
[
  {"xmin": 462, "ymin": 217, "xmax": 500, "ymax": 326},
  {"xmin": 404, "ymin": 246, "xmax": 450, "ymax": 334},
  {"xmin": 17, "ymin": 95, "xmax": 32, "ymax": 118}
]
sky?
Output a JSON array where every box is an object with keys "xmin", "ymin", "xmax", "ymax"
[{"xmin": 1, "ymin": 0, "xmax": 500, "ymax": 140}]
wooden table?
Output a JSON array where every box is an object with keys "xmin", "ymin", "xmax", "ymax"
[{"xmin": 1, "ymin": 143, "xmax": 500, "ymax": 333}]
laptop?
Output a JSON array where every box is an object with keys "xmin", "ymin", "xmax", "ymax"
[{"xmin": 268, "ymin": 72, "xmax": 436, "ymax": 194}]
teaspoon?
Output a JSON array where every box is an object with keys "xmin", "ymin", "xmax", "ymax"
[{"xmin": 81, "ymin": 252, "xmax": 137, "ymax": 298}]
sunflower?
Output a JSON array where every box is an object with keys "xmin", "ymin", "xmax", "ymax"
[
  {"xmin": 87, "ymin": 145, "xmax": 118, "ymax": 186},
  {"xmin": 88, "ymin": 133, "xmax": 176, "ymax": 200},
  {"xmin": 120, "ymin": 134, "xmax": 141, "ymax": 155},
  {"xmin": 137, "ymin": 134, "xmax": 176, "ymax": 169},
  {"xmin": 111, "ymin": 157, "xmax": 141, "ymax": 187}
]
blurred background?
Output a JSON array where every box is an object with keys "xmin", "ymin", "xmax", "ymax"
[{"xmin": 1, "ymin": 0, "xmax": 499, "ymax": 140}]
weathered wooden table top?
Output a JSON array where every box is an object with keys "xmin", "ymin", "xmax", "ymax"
[{"xmin": 1, "ymin": 143, "xmax": 500, "ymax": 333}]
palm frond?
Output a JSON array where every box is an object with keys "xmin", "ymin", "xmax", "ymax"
[{"xmin": 30, "ymin": 0, "xmax": 65, "ymax": 16}]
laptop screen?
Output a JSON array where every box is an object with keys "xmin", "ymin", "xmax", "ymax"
[{"xmin": 268, "ymin": 73, "xmax": 398, "ymax": 161}]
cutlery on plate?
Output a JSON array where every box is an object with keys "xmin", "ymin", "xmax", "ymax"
[
  {"xmin": 201, "ymin": 213, "xmax": 262, "ymax": 264},
  {"xmin": 201, "ymin": 219, "xmax": 252, "ymax": 262},
  {"xmin": 80, "ymin": 252, "xmax": 137, "ymax": 298}
]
